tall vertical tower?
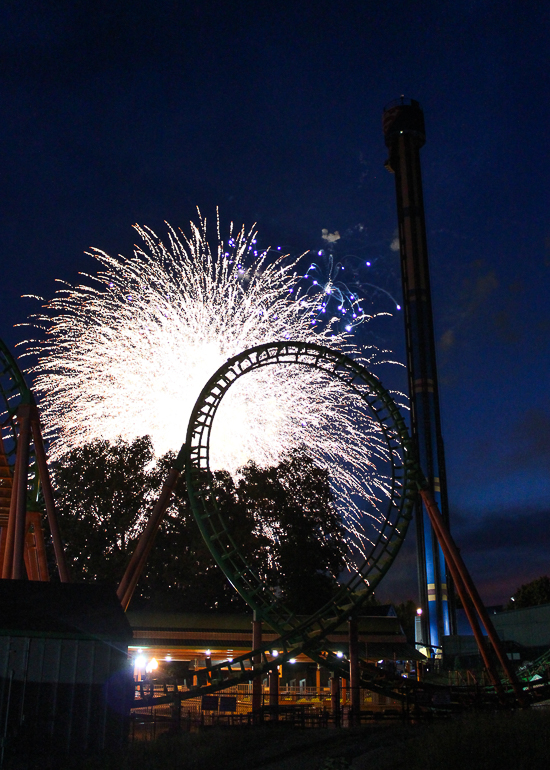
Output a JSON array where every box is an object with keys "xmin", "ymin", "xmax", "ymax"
[{"xmin": 382, "ymin": 97, "xmax": 453, "ymax": 652}]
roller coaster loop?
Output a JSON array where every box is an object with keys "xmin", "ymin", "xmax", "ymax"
[{"xmin": 120, "ymin": 341, "xmax": 526, "ymax": 707}]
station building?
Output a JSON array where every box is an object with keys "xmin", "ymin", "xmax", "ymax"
[{"xmin": 126, "ymin": 604, "xmax": 423, "ymax": 687}]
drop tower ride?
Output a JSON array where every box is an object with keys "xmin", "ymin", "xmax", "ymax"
[{"xmin": 382, "ymin": 98, "xmax": 454, "ymax": 652}]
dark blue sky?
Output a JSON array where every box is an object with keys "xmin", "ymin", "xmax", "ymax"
[{"xmin": 1, "ymin": 1, "xmax": 549, "ymax": 604}]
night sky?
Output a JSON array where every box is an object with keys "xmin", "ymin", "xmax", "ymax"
[{"xmin": 2, "ymin": 2, "xmax": 549, "ymax": 606}]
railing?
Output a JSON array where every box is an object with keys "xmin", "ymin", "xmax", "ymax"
[
  {"xmin": 132, "ymin": 680, "xmax": 402, "ymax": 708},
  {"xmin": 129, "ymin": 679, "xmax": 405, "ymax": 741},
  {"xmin": 447, "ymin": 669, "xmax": 490, "ymax": 687}
]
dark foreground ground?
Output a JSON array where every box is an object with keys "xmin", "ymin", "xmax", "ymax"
[{"xmin": 8, "ymin": 709, "xmax": 550, "ymax": 770}]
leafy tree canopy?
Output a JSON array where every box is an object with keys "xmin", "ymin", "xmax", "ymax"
[
  {"xmin": 506, "ymin": 575, "xmax": 550, "ymax": 610},
  {"xmin": 237, "ymin": 454, "xmax": 345, "ymax": 612},
  {"xmin": 52, "ymin": 437, "xmax": 346, "ymax": 614},
  {"xmin": 51, "ymin": 436, "xmax": 157, "ymax": 585}
]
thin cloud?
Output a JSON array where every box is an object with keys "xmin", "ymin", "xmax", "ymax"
[{"xmin": 439, "ymin": 262, "xmax": 498, "ymax": 350}]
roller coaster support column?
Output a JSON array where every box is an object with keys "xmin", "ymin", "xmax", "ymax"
[
  {"xmin": 420, "ymin": 488, "xmax": 526, "ymax": 706},
  {"xmin": 269, "ymin": 668, "xmax": 279, "ymax": 718},
  {"xmin": 316, "ymin": 664, "xmax": 321, "ymax": 696},
  {"xmin": 30, "ymin": 407, "xmax": 70, "ymax": 582},
  {"xmin": 117, "ymin": 445, "xmax": 186, "ymax": 610},
  {"xmin": 330, "ymin": 676, "xmax": 341, "ymax": 727},
  {"xmin": 2, "ymin": 441, "xmax": 20, "ymax": 578},
  {"xmin": 24, "ymin": 511, "xmax": 49, "ymax": 580},
  {"xmin": 0, "ymin": 338, "xmax": 69, "ymax": 582},
  {"xmin": 3, "ymin": 404, "xmax": 31, "ymax": 579},
  {"xmin": 252, "ymin": 614, "xmax": 262, "ymax": 717},
  {"xmin": 1, "ymin": 403, "xmax": 69, "ymax": 582},
  {"xmin": 383, "ymin": 97, "xmax": 454, "ymax": 651},
  {"xmin": 349, "ymin": 618, "xmax": 360, "ymax": 724}
]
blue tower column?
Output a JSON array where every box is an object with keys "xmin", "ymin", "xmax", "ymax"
[{"xmin": 382, "ymin": 98, "xmax": 455, "ymax": 653}]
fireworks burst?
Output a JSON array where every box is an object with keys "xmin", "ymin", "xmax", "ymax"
[
  {"xmin": 300, "ymin": 248, "xmax": 372, "ymax": 332},
  {"xmin": 23, "ymin": 214, "xmax": 404, "ymax": 561},
  {"xmin": 298, "ymin": 224, "xmax": 403, "ymax": 333}
]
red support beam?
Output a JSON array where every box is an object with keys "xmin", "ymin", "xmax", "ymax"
[
  {"xmin": 1, "ymin": 445, "xmax": 20, "ymax": 579},
  {"xmin": 117, "ymin": 466, "xmax": 181, "ymax": 610},
  {"xmin": 12, "ymin": 405, "xmax": 31, "ymax": 580},
  {"xmin": 25, "ymin": 511, "xmax": 50, "ymax": 581},
  {"xmin": 30, "ymin": 408, "xmax": 70, "ymax": 582},
  {"xmin": 420, "ymin": 488, "xmax": 526, "ymax": 706}
]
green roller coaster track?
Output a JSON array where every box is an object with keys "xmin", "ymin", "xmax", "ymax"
[
  {"xmin": 185, "ymin": 342, "xmax": 418, "ymax": 631},
  {"xmin": 140, "ymin": 340, "xmax": 542, "ymax": 708},
  {"xmin": 0, "ymin": 338, "xmax": 34, "ymax": 444},
  {"xmin": 2, "ymin": 336, "xmax": 539, "ymax": 706},
  {"xmin": 172, "ymin": 341, "xmax": 423, "ymax": 702}
]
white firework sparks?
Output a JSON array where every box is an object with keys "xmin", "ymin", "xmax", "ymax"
[{"xmin": 23, "ymin": 213, "xmax": 402, "ymax": 559}]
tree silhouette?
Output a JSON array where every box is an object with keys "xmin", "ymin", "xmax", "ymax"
[
  {"xmin": 506, "ymin": 575, "xmax": 550, "ymax": 610},
  {"xmin": 237, "ymin": 453, "xmax": 345, "ymax": 613},
  {"xmin": 52, "ymin": 438, "xmax": 346, "ymax": 614}
]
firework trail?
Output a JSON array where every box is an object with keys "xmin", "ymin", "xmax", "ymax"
[
  {"xmin": 298, "ymin": 224, "xmax": 402, "ymax": 333},
  {"xmin": 23, "ymin": 214, "xmax": 404, "ymax": 561}
]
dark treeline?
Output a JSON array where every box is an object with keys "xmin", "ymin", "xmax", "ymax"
[{"xmin": 51, "ymin": 436, "xmax": 346, "ymax": 614}]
